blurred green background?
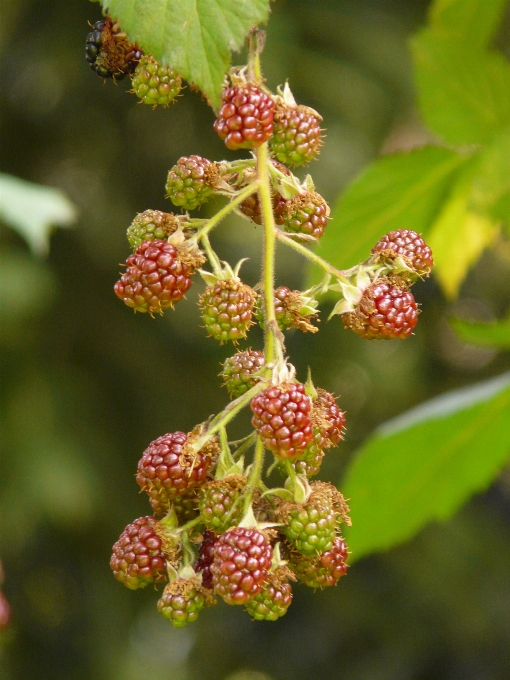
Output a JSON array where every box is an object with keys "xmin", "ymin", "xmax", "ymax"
[{"xmin": 2, "ymin": 0, "xmax": 510, "ymax": 678}]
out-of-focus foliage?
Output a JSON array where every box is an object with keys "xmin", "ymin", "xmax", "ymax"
[{"xmin": 1, "ymin": 0, "xmax": 510, "ymax": 679}]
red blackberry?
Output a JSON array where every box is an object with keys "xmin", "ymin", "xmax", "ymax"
[
  {"xmin": 277, "ymin": 482, "xmax": 349, "ymax": 555},
  {"xmin": 131, "ymin": 55, "xmax": 182, "ymax": 106},
  {"xmin": 195, "ymin": 530, "xmax": 217, "ymax": 590},
  {"xmin": 239, "ymin": 191, "xmax": 287, "ymax": 226},
  {"xmin": 311, "ymin": 389, "xmax": 345, "ymax": 449},
  {"xmin": 250, "ymin": 383, "xmax": 313, "ymax": 460},
  {"xmin": 198, "ymin": 475, "xmax": 247, "ymax": 533},
  {"xmin": 245, "ymin": 571, "xmax": 293, "ymax": 621},
  {"xmin": 342, "ymin": 279, "xmax": 418, "ymax": 340},
  {"xmin": 200, "ymin": 280, "xmax": 257, "ymax": 343},
  {"xmin": 286, "ymin": 432, "xmax": 324, "ymax": 478},
  {"xmin": 214, "ymin": 84, "xmax": 275, "ymax": 150},
  {"xmin": 110, "ymin": 516, "xmax": 167, "ymax": 589},
  {"xmin": 221, "ymin": 349, "xmax": 265, "ymax": 399},
  {"xmin": 283, "ymin": 192, "xmax": 329, "ymax": 239},
  {"xmin": 372, "ymin": 229, "xmax": 433, "ymax": 277},
  {"xmin": 126, "ymin": 210, "xmax": 180, "ymax": 250},
  {"xmin": 270, "ymin": 102, "xmax": 323, "ymax": 166},
  {"xmin": 290, "ymin": 536, "xmax": 348, "ymax": 588},
  {"xmin": 114, "ymin": 239, "xmax": 196, "ymax": 315},
  {"xmin": 136, "ymin": 431, "xmax": 219, "ymax": 515},
  {"xmin": 211, "ymin": 527, "xmax": 273, "ymax": 605},
  {"xmin": 166, "ymin": 155, "xmax": 216, "ymax": 211},
  {"xmin": 157, "ymin": 578, "xmax": 215, "ymax": 627},
  {"xmin": 85, "ymin": 17, "xmax": 141, "ymax": 80}
]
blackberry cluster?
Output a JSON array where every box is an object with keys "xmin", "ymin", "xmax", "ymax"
[{"xmin": 85, "ymin": 17, "xmax": 141, "ymax": 80}]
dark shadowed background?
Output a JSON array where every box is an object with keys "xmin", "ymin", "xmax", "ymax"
[{"xmin": 1, "ymin": 1, "xmax": 510, "ymax": 678}]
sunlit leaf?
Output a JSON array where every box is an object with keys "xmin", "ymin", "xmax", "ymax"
[
  {"xmin": 309, "ymin": 147, "xmax": 467, "ymax": 285},
  {"xmin": 429, "ymin": 0, "xmax": 507, "ymax": 50},
  {"xmin": 452, "ymin": 316, "xmax": 510, "ymax": 349},
  {"xmin": 0, "ymin": 173, "xmax": 77, "ymax": 255},
  {"xmin": 342, "ymin": 372, "xmax": 510, "ymax": 561},
  {"xmin": 103, "ymin": 0, "xmax": 270, "ymax": 108},
  {"xmin": 412, "ymin": 30, "xmax": 510, "ymax": 145}
]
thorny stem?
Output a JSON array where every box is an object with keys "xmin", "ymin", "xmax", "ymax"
[
  {"xmin": 275, "ymin": 228, "xmax": 352, "ymax": 280},
  {"xmin": 193, "ymin": 182, "xmax": 260, "ymax": 242},
  {"xmin": 243, "ymin": 437, "xmax": 265, "ymax": 514},
  {"xmin": 191, "ymin": 381, "xmax": 267, "ymax": 453}
]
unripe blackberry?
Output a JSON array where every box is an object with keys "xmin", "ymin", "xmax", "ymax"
[
  {"xmin": 277, "ymin": 482, "xmax": 349, "ymax": 555},
  {"xmin": 85, "ymin": 17, "xmax": 141, "ymax": 80},
  {"xmin": 136, "ymin": 431, "xmax": 219, "ymax": 515},
  {"xmin": 311, "ymin": 389, "xmax": 345, "ymax": 449},
  {"xmin": 245, "ymin": 571, "xmax": 293, "ymax": 621},
  {"xmin": 290, "ymin": 536, "xmax": 348, "ymax": 588},
  {"xmin": 250, "ymin": 383, "xmax": 313, "ymax": 460},
  {"xmin": 287, "ymin": 432, "xmax": 324, "ymax": 478},
  {"xmin": 198, "ymin": 475, "xmax": 247, "ymax": 533},
  {"xmin": 114, "ymin": 239, "xmax": 195, "ymax": 315},
  {"xmin": 211, "ymin": 527, "xmax": 273, "ymax": 605},
  {"xmin": 342, "ymin": 280, "xmax": 418, "ymax": 340},
  {"xmin": 214, "ymin": 84, "xmax": 275, "ymax": 150},
  {"xmin": 239, "ymin": 191, "xmax": 287, "ymax": 226},
  {"xmin": 270, "ymin": 102, "xmax": 323, "ymax": 166},
  {"xmin": 131, "ymin": 55, "xmax": 182, "ymax": 106},
  {"xmin": 200, "ymin": 280, "xmax": 257, "ymax": 343},
  {"xmin": 256, "ymin": 287, "xmax": 318, "ymax": 333},
  {"xmin": 126, "ymin": 210, "xmax": 180, "ymax": 250},
  {"xmin": 372, "ymin": 229, "xmax": 433, "ymax": 277},
  {"xmin": 110, "ymin": 516, "xmax": 167, "ymax": 589},
  {"xmin": 221, "ymin": 349, "xmax": 265, "ymax": 399},
  {"xmin": 166, "ymin": 155, "xmax": 216, "ymax": 211},
  {"xmin": 195, "ymin": 530, "xmax": 217, "ymax": 590},
  {"xmin": 283, "ymin": 192, "xmax": 329, "ymax": 239},
  {"xmin": 157, "ymin": 578, "xmax": 215, "ymax": 627}
]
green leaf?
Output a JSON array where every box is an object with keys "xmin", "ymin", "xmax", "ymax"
[
  {"xmin": 429, "ymin": 0, "xmax": 507, "ymax": 50},
  {"xmin": 427, "ymin": 174, "xmax": 499, "ymax": 299},
  {"xmin": 342, "ymin": 372, "xmax": 510, "ymax": 561},
  {"xmin": 452, "ymin": 316, "xmax": 510, "ymax": 348},
  {"xmin": 310, "ymin": 147, "xmax": 466, "ymax": 280},
  {"xmin": 0, "ymin": 173, "xmax": 77, "ymax": 255},
  {"xmin": 469, "ymin": 128, "xmax": 510, "ymax": 214},
  {"xmin": 102, "ymin": 0, "xmax": 270, "ymax": 108},
  {"xmin": 412, "ymin": 30, "xmax": 510, "ymax": 145}
]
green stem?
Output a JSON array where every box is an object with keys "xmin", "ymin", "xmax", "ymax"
[
  {"xmin": 177, "ymin": 515, "xmax": 203, "ymax": 535},
  {"xmin": 243, "ymin": 437, "xmax": 265, "ymax": 514},
  {"xmin": 193, "ymin": 182, "xmax": 259, "ymax": 242},
  {"xmin": 257, "ymin": 142, "xmax": 278, "ymax": 369},
  {"xmin": 191, "ymin": 381, "xmax": 267, "ymax": 452},
  {"xmin": 275, "ymin": 229, "xmax": 348, "ymax": 279},
  {"xmin": 201, "ymin": 233, "xmax": 223, "ymax": 276}
]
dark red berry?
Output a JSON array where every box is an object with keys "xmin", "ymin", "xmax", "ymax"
[
  {"xmin": 157, "ymin": 578, "xmax": 215, "ymax": 627},
  {"xmin": 195, "ymin": 530, "xmax": 218, "ymax": 590},
  {"xmin": 211, "ymin": 527, "xmax": 273, "ymax": 605},
  {"xmin": 166, "ymin": 155, "xmax": 216, "ymax": 211},
  {"xmin": 270, "ymin": 103, "xmax": 323, "ymax": 166},
  {"xmin": 250, "ymin": 383, "xmax": 313, "ymax": 460},
  {"xmin": 221, "ymin": 349, "xmax": 265, "ymax": 399},
  {"xmin": 214, "ymin": 84, "xmax": 275, "ymax": 150},
  {"xmin": 311, "ymin": 388, "xmax": 345, "ymax": 448},
  {"xmin": 200, "ymin": 280, "xmax": 257, "ymax": 343},
  {"xmin": 342, "ymin": 280, "xmax": 419, "ymax": 340},
  {"xmin": 372, "ymin": 229, "xmax": 433, "ymax": 277},
  {"xmin": 245, "ymin": 571, "xmax": 293, "ymax": 621},
  {"xmin": 114, "ymin": 239, "xmax": 194, "ymax": 315},
  {"xmin": 283, "ymin": 192, "xmax": 329, "ymax": 239},
  {"xmin": 110, "ymin": 516, "xmax": 167, "ymax": 589},
  {"xmin": 136, "ymin": 432, "xmax": 219, "ymax": 515},
  {"xmin": 290, "ymin": 536, "xmax": 348, "ymax": 588},
  {"xmin": 0, "ymin": 590, "xmax": 10, "ymax": 630},
  {"xmin": 239, "ymin": 191, "xmax": 287, "ymax": 226}
]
